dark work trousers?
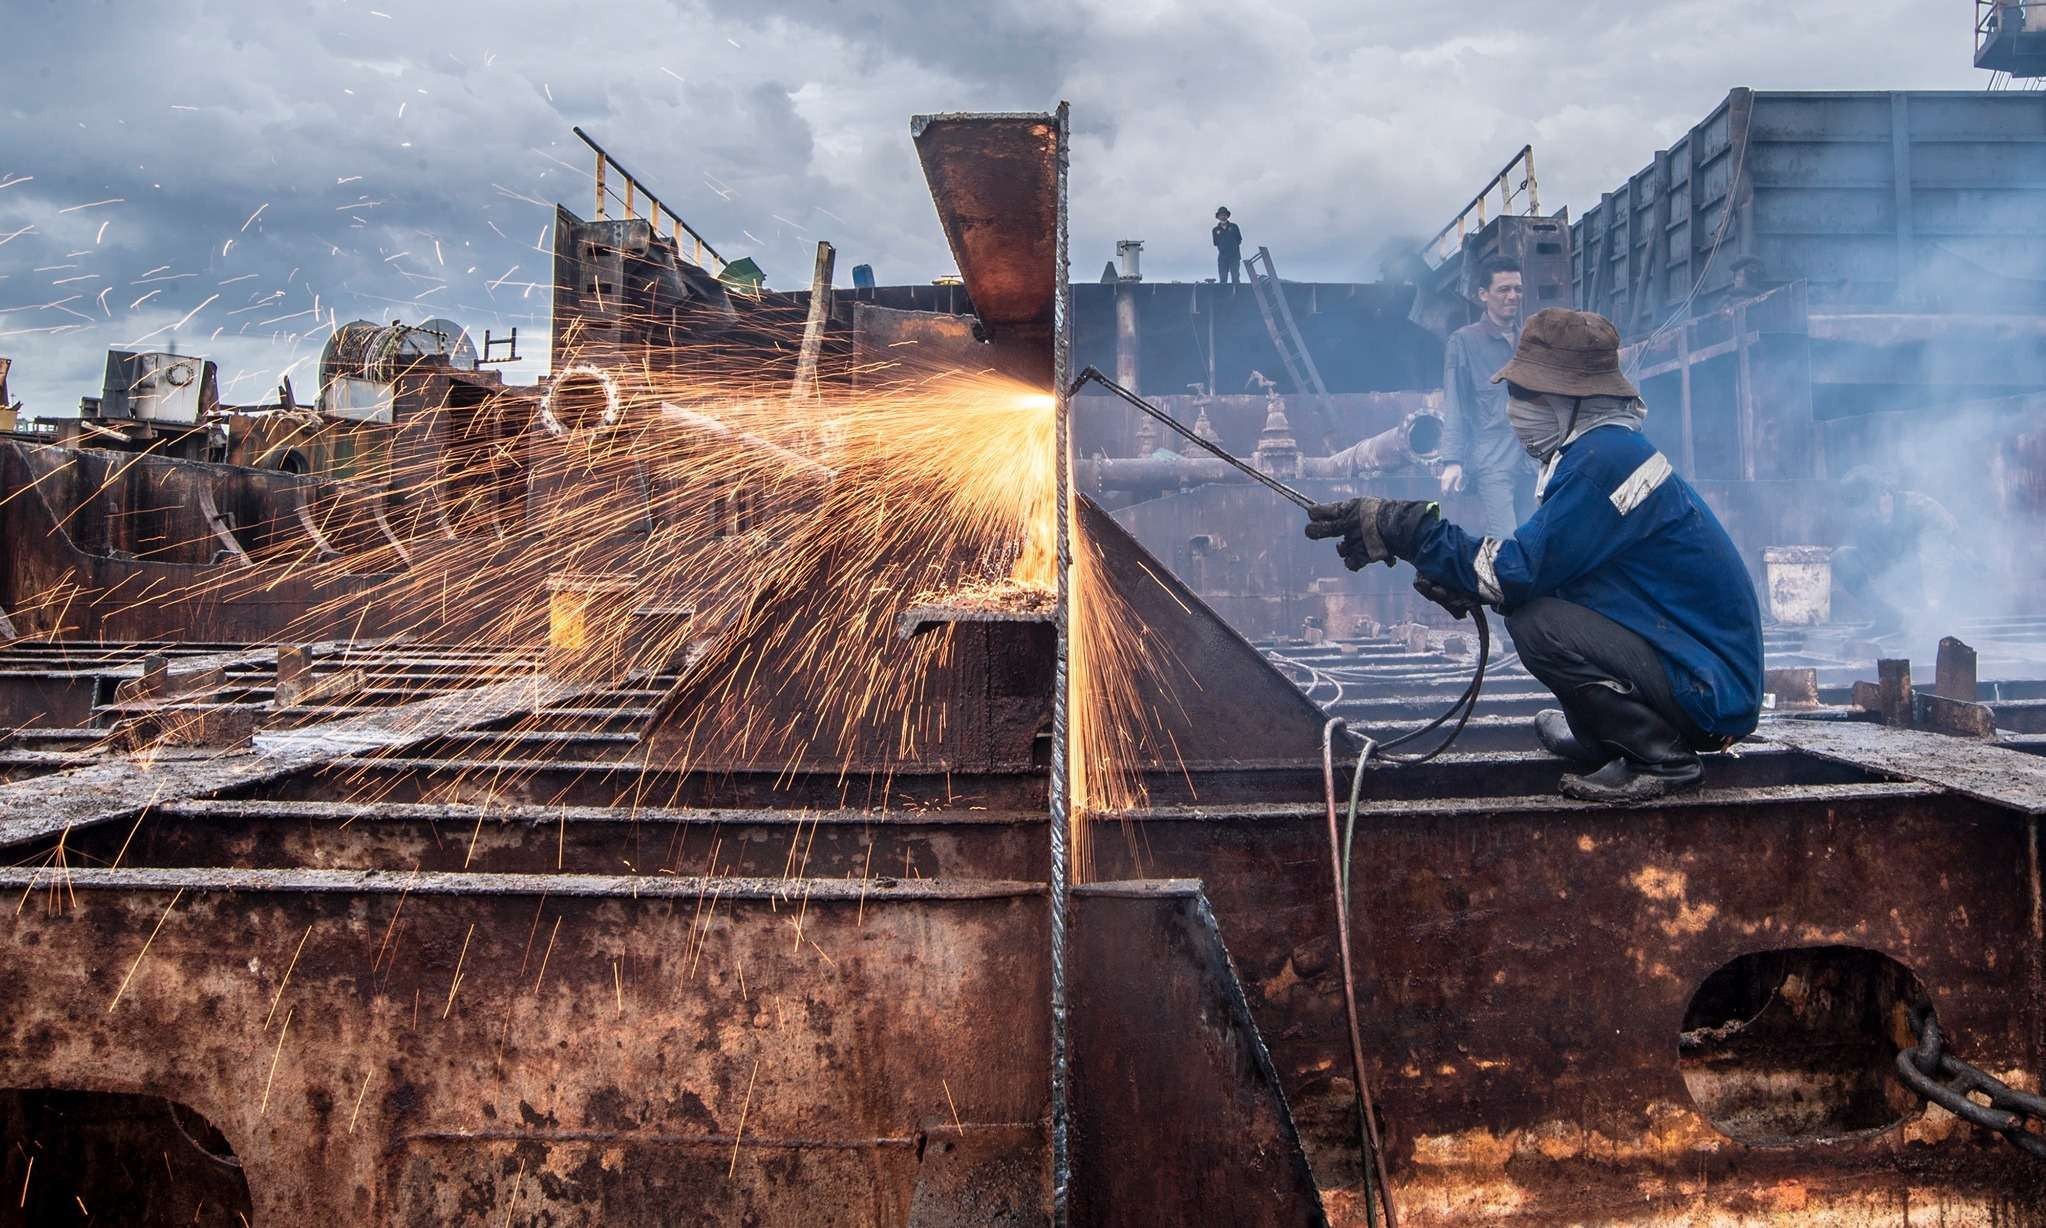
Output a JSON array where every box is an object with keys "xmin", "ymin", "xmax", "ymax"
[
  {"xmin": 1506, "ymin": 597, "xmax": 1717, "ymax": 754},
  {"xmin": 1217, "ymin": 250, "xmax": 1241, "ymax": 284}
]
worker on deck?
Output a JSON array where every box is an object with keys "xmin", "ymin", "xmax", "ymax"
[
  {"xmin": 1831, "ymin": 466, "xmax": 1964, "ymax": 636},
  {"xmin": 1212, "ymin": 207, "xmax": 1243, "ymax": 285},
  {"xmin": 1438, "ymin": 258, "xmax": 1532, "ymax": 538},
  {"xmin": 1304, "ymin": 308, "xmax": 1763, "ymax": 802}
]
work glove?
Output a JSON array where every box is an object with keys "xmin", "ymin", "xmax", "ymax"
[
  {"xmin": 1303, "ymin": 498, "xmax": 1439, "ymax": 571},
  {"xmin": 1413, "ymin": 577, "xmax": 1480, "ymax": 620}
]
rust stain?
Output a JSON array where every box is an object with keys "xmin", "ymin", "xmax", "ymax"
[{"xmin": 1630, "ymin": 864, "xmax": 1721, "ymax": 938}]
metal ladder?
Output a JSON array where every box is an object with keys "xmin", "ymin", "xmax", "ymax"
[{"xmin": 1242, "ymin": 247, "xmax": 1329, "ymax": 397}]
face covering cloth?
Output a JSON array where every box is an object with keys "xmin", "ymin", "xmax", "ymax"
[
  {"xmin": 1508, "ymin": 393, "xmax": 1649, "ymax": 461},
  {"xmin": 1508, "ymin": 394, "xmax": 1567, "ymax": 460}
]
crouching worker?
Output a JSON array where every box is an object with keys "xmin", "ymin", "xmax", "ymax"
[{"xmin": 1303, "ymin": 308, "xmax": 1763, "ymax": 802}]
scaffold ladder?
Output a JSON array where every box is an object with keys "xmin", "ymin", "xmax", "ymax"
[{"xmin": 1243, "ymin": 246, "xmax": 1329, "ymax": 397}]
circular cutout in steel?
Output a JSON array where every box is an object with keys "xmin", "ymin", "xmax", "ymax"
[
  {"xmin": 1678, "ymin": 945, "xmax": 1928, "ymax": 1145},
  {"xmin": 538, "ymin": 364, "xmax": 624, "ymax": 437},
  {"xmin": 0, "ymin": 1089, "xmax": 252, "ymax": 1223}
]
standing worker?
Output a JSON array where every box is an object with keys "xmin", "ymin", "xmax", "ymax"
[
  {"xmin": 1212, "ymin": 207, "xmax": 1243, "ymax": 285},
  {"xmin": 1303, "ymin": 308, "xmax": 1763, "ymax": 802},
  {"xmin": 1438, "ymin": 258, "xmax": 1533, "ymax": 538}
]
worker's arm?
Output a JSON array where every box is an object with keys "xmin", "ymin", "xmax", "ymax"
[
  {"xmin": 1406, "ymin": 440, "xmax": 1660, "ymax": 608},
  {"xmin": 1435, "ymin": 334, "xmax": 1472, "ymax": 479}
]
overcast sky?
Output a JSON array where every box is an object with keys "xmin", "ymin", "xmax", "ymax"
[{"xmin": 0, "ymin": 0, "xmax": 1988, "ymax": 413}]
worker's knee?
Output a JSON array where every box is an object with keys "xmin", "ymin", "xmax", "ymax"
[{"xmin": 1504, "ymin": 598, "xmax": 1569, "ymax": 657}]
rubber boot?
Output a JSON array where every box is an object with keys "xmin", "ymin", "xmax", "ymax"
[
  {"xmin": 1533, "ymin": 708, "xmax": 1603, "ymax": 766},
  {"xmin": 1556, "ymin": 683, "xmax": 1704, "ymax": 803}
]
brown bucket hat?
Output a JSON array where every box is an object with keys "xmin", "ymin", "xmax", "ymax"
[{"xmin": 1491, "ymin": 308, "xmax": 1640, "ymax": 399}]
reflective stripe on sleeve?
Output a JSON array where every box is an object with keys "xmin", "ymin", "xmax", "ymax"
[
  {"xmin": 1473, "ymin": 537, "xmax": 1505, "ymax": 604},
  {"xmin": 1609, "ymin": 452, "xmax": 1673, "ymax": 516}
]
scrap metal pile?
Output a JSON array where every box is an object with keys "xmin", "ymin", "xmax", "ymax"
[{"xmin": 0, "ymin": 106, "xmax": 2042, "ymax": 1228}]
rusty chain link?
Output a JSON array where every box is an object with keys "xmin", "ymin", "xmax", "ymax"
[{"xmin": 1894, "ymin": 1003, "xmax": 2046, "ymax": 1159}]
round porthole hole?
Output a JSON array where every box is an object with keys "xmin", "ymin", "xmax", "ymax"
[{"xmin": 1678, "ymin": 945, "xmax": 1928, "ymax": 1144}]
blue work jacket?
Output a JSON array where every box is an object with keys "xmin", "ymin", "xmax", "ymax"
[{"xmin": 1409, "ymin": 423, "xmax": 1763, "ymax": 738}]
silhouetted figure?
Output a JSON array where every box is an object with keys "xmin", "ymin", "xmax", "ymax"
[{"xmin": 1212, "ymin": 207, "xmax": 1242, "ymax": 285}]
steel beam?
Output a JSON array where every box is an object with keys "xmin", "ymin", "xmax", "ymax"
[
  {"xmin": 0, "ymin": 675, "xmax": 584, "ymax": 851},
  {"xmin": 1760, "ymin": 718, "xmax": 2046, "ymax": 813},
  {"xmin": 911, "ymin": 111, "xmax": 1062, "ymax": 384}
]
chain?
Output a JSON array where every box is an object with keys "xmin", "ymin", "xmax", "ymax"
[{"xmin": 1894, "ymin": 1003, "xmax": 2046, "ymax": 1159}]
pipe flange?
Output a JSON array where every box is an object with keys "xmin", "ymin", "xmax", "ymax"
[{"xmin": 538, "ymin": 363, "xmax": 624, "ymax": 437}]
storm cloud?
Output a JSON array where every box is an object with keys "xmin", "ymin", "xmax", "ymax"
[{"xmin": 0, "ymin": 0, "xmax": 1983, "ymax": 412}]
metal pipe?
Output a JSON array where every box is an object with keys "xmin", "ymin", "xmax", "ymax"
[
  {"xmin": 1114, "ymin": 238, "xmax": 1143, "ymax": 282},
  {"xmin": 1081, "ymin": 407, "xmax": 1444, "ymax": 494},
  {"xmin": 1322, "ymin": 407, "xmax": 1445, "ymax": 476},
  {"xmin": 1114, "ymin": 285, "xmax": 1140, "ymax": 393},
  {"xmin": 1066, "ymin": 367, "xmax": 1316, "ymax": 509}
]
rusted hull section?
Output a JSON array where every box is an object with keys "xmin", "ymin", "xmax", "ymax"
[
  {"xmin": 0, "ymin": 862, "xmax": 1348, "ymax": 1225},
  {"xmin": 1092, "ymin": 773, "xmax": 2046, "ymax": 1223},
  {"xmin": 1070, "ymin": 881, "xmax": 1327, "ymax": 1227},
  {"xmin": 6, "ymin": 95, "xmax": 2046, "ymax": 1228},
  {"xmin": 0, "ymin": 439, "xmax": 557, "ymax": 645},
  {"xmin": 17, "ymin": 729, "xmax": 2042, "ymax": 1223},
  {"xmin": 0, "ymin": 874, "xmax": 1053, "ymax": 1226}
]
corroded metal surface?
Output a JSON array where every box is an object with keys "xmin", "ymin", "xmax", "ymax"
[
  {"xmin": 1077, "ymin": 494, "xmax": 1333, "ymax": 772},
  {"xmin": 1069, "ymin": 880, "xmax": 1327, "ymax": 1228},
  {"xmin": 50, "ymin": 799, "xmax": 1047, "ymax": 881},
  {"xmin": 910, "ymin": 113, "xmax": 1059, "ymax": 335},
  {"xmin": 0, "ymin": 873, "xmax": 1052, "ymax": 1225},
  {"xmin": 911, "ymin": 112, "xmax": 1060, "ymax": 387},
  {"xmin": 0, "ymin": 675, "xmax": 581, "ymax": 850},
  {"xmin": 1093, "ymin": 762, "xmax": 2046, "ymax": 1224},
  {"xmin": 1761, "ymin": 717, "xmax": 2046, "ymax": 812},
  {"xmin": 850, "ymin": 303, "xmax": 1003, "ymax": 384}
]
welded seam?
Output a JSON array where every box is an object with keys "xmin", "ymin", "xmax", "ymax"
[
  {"xmin": 0, "ymin": 866, "xmax": 1046, "ymax": 900},
  {"xmin": 1047, "ymin": 99, "xmax": 1074, "ymax": 1228}
]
